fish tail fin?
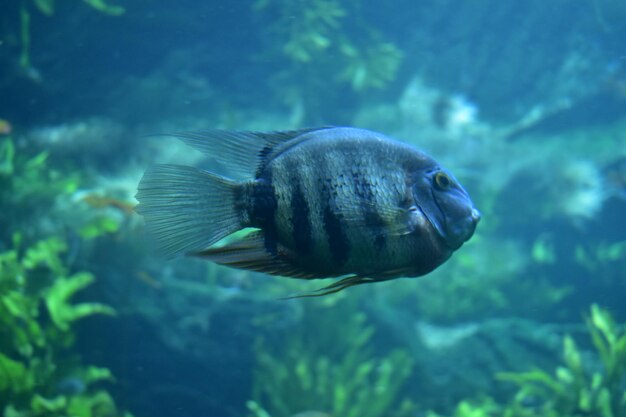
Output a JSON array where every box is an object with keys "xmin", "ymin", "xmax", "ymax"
[{"xmin": 135, "ymin": 164, "xmax": 243, "ymax": 257}]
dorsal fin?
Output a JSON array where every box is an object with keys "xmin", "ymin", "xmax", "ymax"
[{"xmin": 168, "ymin": 127, "xmax": 333, "ymax": 179}]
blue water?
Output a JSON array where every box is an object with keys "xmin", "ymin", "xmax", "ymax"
[{"xmin": 1, "ymin": 1, "xmax": 625, "ymax": 416}]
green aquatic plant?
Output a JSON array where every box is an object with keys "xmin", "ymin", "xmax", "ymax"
[
  {"xmin": 0, "ymin": 235, "xmax": 128, "ymax": 417},
  {"xmin": 337, "ymin": 36, "xmax": 404, "ymax": 92},
  {"xmin": 247, "ymin": 300, "xmax": 414, "ymax": 417},
  {"xmin": 17, "ymin": 0, "xmax": 125, "ymax": 70},
  {"xmin": 253, "ymin": 0, "xmax": 404, "ymax": 116},
  {"xmin": 254, "ymin": 0, "xmax": 346, "ymax": 64},
  {"xmin": 497, "ymin": 304, "xmax": 626, "ymax": 417},
  {"xmin": 426, "ymin": 397, "xmax": 502, "ymax": 417},
  {"xmin": 573, "ymin": 240, "xmax": 626, "ymax": 288},
  {"xmin": 0, "ymin": 137, "xmax": 80, "ymax": 241},
  {"xmin": 29, "ymin": 0, "xmax": 125, "ymax": 15},
  {"xmin": 427, "ymin": 305, "xmax": 626, "ymax": 417}
]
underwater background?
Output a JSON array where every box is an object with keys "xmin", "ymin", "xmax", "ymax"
[{"xmin": 1, "ymin": 0, "xmax": 626, "ymax": 416}]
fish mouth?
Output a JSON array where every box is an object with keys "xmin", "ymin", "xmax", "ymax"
[
  {"xmin": 446, "ymin": 207, "xmax": 480, "ymax": 250},
  {"xmin": 418, "ymin": 191, "xmax": 480, "ymax": 250}
]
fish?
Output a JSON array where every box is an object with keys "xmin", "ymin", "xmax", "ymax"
[
  {"xmin": 0, "ymin": 119, "xmax": 12, "ymax": 135},
  {"xmin": 135, "ymin": 127, "xmax": 480, "ymax": 295},
  {"xmin": 81, "ymin": 193, "xmax": 135, "ymax": 215}
]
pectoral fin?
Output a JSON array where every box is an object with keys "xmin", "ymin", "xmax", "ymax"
[
  {"xmin": 281, "ymin": 275, "xmax": 377, "ymax": 299},
  {"xmin": 339, "ymin": 201, "xmax": 423, "ymax": 237}
]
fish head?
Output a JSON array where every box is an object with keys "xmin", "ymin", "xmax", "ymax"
[{"xmin": 411, "ymin": 166, "xmax": 480, "ymax": 250}]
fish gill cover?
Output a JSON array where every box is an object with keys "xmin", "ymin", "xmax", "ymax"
[{"xmin": 0, "ymin": 0, "xmax": 625, "ymax": 416}]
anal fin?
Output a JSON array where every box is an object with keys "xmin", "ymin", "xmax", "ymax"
[
  {"xmin": 191, "ymin": 231, "xmax": 320, "ymax": 279},
  {"xmin": 193, "ymin": 231, "xmax": 386, "ymax": 298}
]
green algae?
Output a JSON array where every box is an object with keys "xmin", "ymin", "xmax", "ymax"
[
  {"xmin": 497, "ymin": 305, "xmax": 626, "ymax": 416},
  {"xmin": 247, "ymin": 300, "xmax": 414, "ymax": 417},
  {"xmin": 428, "ymin": 305, "xmax": 626, "ymax": 417},
  {"xmin": 0, "ymin": 235, "xmax": 127, "ymax": 417},
  {"xmin": 17, "ymin": 0, "xmax": 124, "ymax": 70}
]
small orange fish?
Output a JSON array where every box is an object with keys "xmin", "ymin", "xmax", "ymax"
[
  {"xmin": 82, "ymin": 194, "xmax": 135, "ymax": 215},
  {"xmin": 135, "ymin": 271, "xmax": 163, "ymax": 290},
  {"xmin": 0, "ymin": 119, "xmax": 12, "ymax": 135}
]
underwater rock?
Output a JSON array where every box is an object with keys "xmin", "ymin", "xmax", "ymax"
[
  {"xmin": 415, "ymin": 321, "xmax": 480, "ymax": 350},
  {"xmin": 397, "ymin": 77, "xmax": 486, "ymax": 141},
  {"xmin": 404, "ymin": 0, "xmax": 612, "ymax": 123},
  {"xmin": 76, "ymin": 266, "xmax": 291, "ymax": 417},
  {"xmin": 495, "ymin": 157, "xmax": 606, "ymax": 229},
  {"xmin": 25, "ymin": 117, "xmax": 133, "ymax": 170},
  {"xmin": 412, "ymin": 318, "xmax": 572, "ymax": 410},
  {"xmin": 390, "ymin": 76, "xmax": 494, "ymax": 177}
]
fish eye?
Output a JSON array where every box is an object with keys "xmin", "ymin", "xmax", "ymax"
[{"xmin": 434, "ymin": 172, "xmax": 451, "ymax": 190}]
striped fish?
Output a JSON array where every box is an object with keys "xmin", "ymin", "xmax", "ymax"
[{"xmin": 136, "ymin": 127, "xmax": 480, "ymax": 295}]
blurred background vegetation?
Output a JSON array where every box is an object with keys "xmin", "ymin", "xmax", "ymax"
[{"xmin": 1, "ymin": 0, "xmax": 625, "ymax": 416}]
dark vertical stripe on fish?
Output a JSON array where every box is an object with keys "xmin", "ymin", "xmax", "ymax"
[
  {"xmin": 323, "ymin": 204, "xmax": 350, "ymax": 266},
  {"xmin": 251, "ymin": 174, "xmax": 278, "ymax": 255},
  {"xmin": 317, "ymin": 150, "xmax": 350, "ymax": 267},
  {"xmin": 255, "ymin": 145, "xmax": 274, "ymax": 177},
  {"xmin": 290, "ymin": 178, "xmax": 312, "ymax": 254},
  {"xmin": 365, "ymin": 211, "xmax": 387, "ymax": 251},
  {"xmin": 352, "ymin": 170, "xmax": 387, "ymax": 251}
]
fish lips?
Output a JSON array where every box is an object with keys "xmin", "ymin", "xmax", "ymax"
[
  {"xmin": 414, "ymin": 185, "xmax": 480, "ymax": 250},
  {"xmin": 443, "ymin": 206, "xmax": 480, "ymax": 249}
]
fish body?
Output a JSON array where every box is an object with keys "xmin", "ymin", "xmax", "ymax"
[{"xmin": 136, "ymin": 127, "xmax": 479, "ymax": 294}]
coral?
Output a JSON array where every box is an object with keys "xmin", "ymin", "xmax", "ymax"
[
  {"xmin": 0, "ymin": 235, "xmax": 128, "ymax": 417},
  {"xmin": 247, "ymin": 299, "xmax": 414, "ymax": 417}
]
